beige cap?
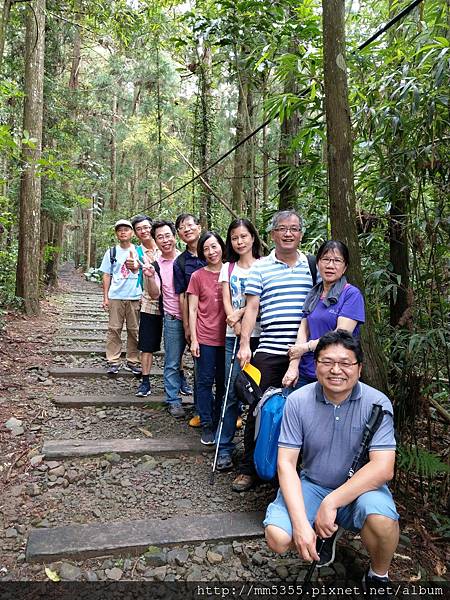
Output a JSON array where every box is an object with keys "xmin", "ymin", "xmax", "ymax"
[{"xmin": 114, "ymin": 219, "xmax": 133, "ymax": 230}]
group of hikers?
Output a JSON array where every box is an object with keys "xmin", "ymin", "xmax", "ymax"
[{"xmin": 99, "ymin": 209, "xmax": 399, "ymax": 593}]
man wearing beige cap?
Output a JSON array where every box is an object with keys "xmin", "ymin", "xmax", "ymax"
[{"xmin": 99, "ymin": 219, "xmax": 142, "ymax": 375}]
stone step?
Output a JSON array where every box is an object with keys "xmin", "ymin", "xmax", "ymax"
[
  {"xmin": 26, "ymin": 511, "xmax": 264, "ymax": 562},
  {"xmin": 49, "ymin": 367, "xmax": 163, "ymax": 378},
  {"xmin": 61, "ymin": 318, "xmax": 108, "ymax": 324},
  {"xmin": 51, "ymin": 346, "xmax": 163, "ymax": 356},
  {"xmin": 55, "ymin": 334, "xmax": 125, "ymax": 342},
  {"xmin": 52, "ymin": 394, "xmax": 193, "ymax": 408},
  {"xmin": 42, "ymin": 436, "xmax": 205, "ymax": 459},
  {"xmin": 67, "ymin": 290, "xmax": 102, "ymax": 296},
  {"xmin": 62, "ymin": 312, "xmax": 106, "ymax": 317},
  {"xmin": 59, "ymin": 324, "xmax": 109, "ymax": 331}
]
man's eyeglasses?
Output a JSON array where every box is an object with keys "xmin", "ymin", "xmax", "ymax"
[
  {"xmin": 273, "ymin": 226, "xmax": 301, "ymax": 234},
  {"xmin": 316, "ymin": 359, "xmax": 359, "ymax": 369},
  {"xmin": 319, "ymin": 257, "xmax": 345, "ymax": 265},
  {"xmin": 177, "ymin": 222, "xmax": 196, "ymax": 232},
  {"xmin": 135, "ymin": 226, "xmax": 151, "ymax": 232},
  {"xmin": 155, "ymin": 233, "xmax": 173, "ymax": 241}
]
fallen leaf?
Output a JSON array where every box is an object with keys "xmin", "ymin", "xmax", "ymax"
[
  {"xmin": 137, "ymin": 427, "xmax": 152, "ymax": 438},
  {"xmin": 45, "ymin": 567, "xmax": 60, "ymax": 582},
  {"xmin": 409, "ymin": 570, "xmax": 421, "ymax": 582},
  {"xmin": 393, "ymin": 552, "xmax": 412, "ymax": 561},
  {"xmin": 435, "ymin": 561, "xmax": 447, "ymax": 576}
]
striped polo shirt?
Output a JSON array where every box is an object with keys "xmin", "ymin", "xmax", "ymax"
[{"xmin": 244, "ymin": 250, "xmax": 313, "ymax": 356}]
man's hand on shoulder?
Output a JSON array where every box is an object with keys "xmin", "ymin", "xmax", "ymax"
[
  {"xmin": 292, "ymin": 522, "xmax": 320, "ymax": 563},
  {"xmin": 314, "ymin": 495, "xmax": 338, "ymax": 539}
]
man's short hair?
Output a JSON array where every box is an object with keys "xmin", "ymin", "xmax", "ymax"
[
  {"xmin": 151, "ymin": 219, "xmax": 176, "ymax": 239},
  {"xmin": 131, "ymin": 214, "xmax": 152, "ymax": 231},
  {"xmin": 314, "ymin": 330, "xmax": 364, "ymax": 364},
  {"xmin": 268, "ymin": 210, "xmax": 303, "ymax": 232},
  {"xmin": 175, "ymin": 213, "xmax": 200, "ymax": 230}
]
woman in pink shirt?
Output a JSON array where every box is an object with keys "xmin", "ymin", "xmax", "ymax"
[{"xmin": 187, "ymin": 231, "xmax": 227, "ymax": 445}]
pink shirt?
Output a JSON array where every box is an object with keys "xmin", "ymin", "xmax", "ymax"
[
  {"xmin": 187, "ymin": 268, "xmax": 226, "ymax": 346},
  {"xmin": 157, "ymin": 255, "xmax": 181, "ymax": 320}
]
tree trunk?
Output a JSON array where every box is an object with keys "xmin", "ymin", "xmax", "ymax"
[
  {"xmin": 15, "ymin": 0, "xmax": 46, "ymax": 316},
  {"xmin": 261, "ymin": 75, "xmax": 269, "ymax": 223},
  {"xmin": 68, "ymin": 25, "xmax": 81, "ymax": 89},
  {"xmin": 387, "ymin": 1, "xmax": 410, "ymax": 328},
  {"xmin": 245, "ymin": 87, "xmax": 256, "ymax": 218},
  {"xmin": 85, "ymin": 206, "xmax": 93, "ymax": 269},
  {"xmin": 322, "ymin": 0, "xmax": 388, "ymax": 392},
  {"xmin": 198, "ymin": 46, "xmax": 212, "ymax": 228},
  {"xmin": 278, "ymin": 26, "xmax": 300, "ymax": 210},
  {"xmin": 0, "ymin": 0, "xmax": 12, "ymax": 72},
  {"xmin": 110, "ymin": 93, "xmax": 118, "ymax": 211},
  {"xmin": 389, "ymin": 191, "xmax": 410, "ymax": 326},
  {"xmin": 156, "ymin": 43, "xmax": 163, "ymax": 209},
  {"xmin": 231, "ymin": 74, "xmax": 247, "ymax": 214}
]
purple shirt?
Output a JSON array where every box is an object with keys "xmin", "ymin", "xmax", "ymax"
[{"xmin": 300, "ymin": 284, "xmax": 365, "ymax": 379}]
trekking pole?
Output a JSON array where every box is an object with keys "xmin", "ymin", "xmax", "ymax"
[
  {"xmin": 303, "ymin": 404, "xmax": 385, "ymax": 584},
  {"xmin": 209, "ymin": 336, "xmax": 239, "ymax": 486}
]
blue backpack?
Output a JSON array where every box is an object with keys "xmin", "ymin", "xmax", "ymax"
[{"xmin": 253, "ymin": 388, "xmax": 288, "ymax": 481}]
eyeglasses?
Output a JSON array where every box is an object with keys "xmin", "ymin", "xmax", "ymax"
[
  {"xmin": 273, "ymin": 226, "xmax": 301, "ymax": 234},
  {"xmin": 135, "ymin": 226, "xmax": 151, "ymax": 232},
  {"xmin": 319, "ymin": 257, "xmax": 345, "ymax": 265},
  {"xmin": 177, "ymin": 222, "xmax": 197, "ymax": 232},
  {"xmin": 155, "ymin": 233, "xmax": 173, "ymax": 241},
  {"xmin": 316, "ymin": 359, "xmax": 359, "ymax": 369}
]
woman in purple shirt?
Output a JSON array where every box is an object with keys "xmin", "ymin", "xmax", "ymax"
[{"xmin": 282, "ymin": 240, "xmax": 365, "ymax": 389}]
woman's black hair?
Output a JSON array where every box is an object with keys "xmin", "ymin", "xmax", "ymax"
[
  {"xmin": 197, "ymin": 231, "xmax": 226, "ymax": 263},
  {"xmin": 224, "ymin": 218, "xmax": 262, "ymax": 262},
  {"xmin": 316, "ymin": 240, "xmax": 350, "ymax": 266}
]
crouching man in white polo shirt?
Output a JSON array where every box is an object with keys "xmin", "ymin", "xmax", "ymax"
[{"xmin": 264, "ymin": 330, "xmax": 399, "ymax": 593}]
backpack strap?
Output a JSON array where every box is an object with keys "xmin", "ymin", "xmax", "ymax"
[
  {"xmin": 152, "ymin": 260, "xmax": 164, "ymax": 316},
  {"xmin": 307, "ymin": 254, "xmax": 317, "ymax": 286},
  {"xmin": 109, "ymin": 246, "xmax": 117, "ymax": 275}
]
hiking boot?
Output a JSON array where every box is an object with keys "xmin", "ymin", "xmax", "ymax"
[
  {"xmin": 316, "ymin": 528, "xmax": 342, "ymax": 567},
  {"xmin": 107, "ymin": 363, "xmax": 120, "ymax": 376},
  {"xmin": 180, "ymin": 371, "xmax": 193, "ymax": 395},
  {"xmin": 168, "ymin": 403, "xmax": 185, "ymax": 418},
  {"xmin": 189, "ymin": 414, "xmax": 201, "ymax": 428},
  {"xmin": 216, "ymin": 454, "xmax": 233, "ymax": 472},
  {"xmin": 200, "ymin": 427, "xmax": 215, "ymax": 446},
  {"xmin": 231, "ymin": 474, "xmax": 255, "ymax": 492},
  {"xmin": 124, "ymin": 362, "xmax": 142, "ymax": 376},
  {"xmin": 362, "ymin": 569, "xmax": 392, "ymax": 599},
  {"xmin": 136, "ymin": 381, "xmax": 151, "ymax": 397}
]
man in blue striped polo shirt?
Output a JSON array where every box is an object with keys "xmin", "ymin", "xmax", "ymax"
[{"xmin": 233, "ymin": 210, "xmax": 315, "ymax": 492}]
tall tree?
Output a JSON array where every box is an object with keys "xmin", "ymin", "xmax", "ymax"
[
  {"xmin": 278, "ymin": 24, "xmax": 300, "ymax": 210},
  {"xmin": 0, "ymin": 0, "xmax": 11, "ymax": 72},
  {"xmin": 15, "ymin": 0, "xmax": 46, "ymax": 315},
  {"xmin": 322, "ymin": 0, "xmax": 387, "ymax": 392}
]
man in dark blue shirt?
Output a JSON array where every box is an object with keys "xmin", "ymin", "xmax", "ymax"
[{"xmin": 173, "ymin": 213, "xmax": 206, "ymax": 425}]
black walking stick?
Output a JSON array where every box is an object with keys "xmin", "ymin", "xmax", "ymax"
[
  {"xmin": 303, "ymin": 403, "xmax": 386, "ymax": 584},
  {"xmin": 210, "ymin": 336, "xmax": 239, "ymax": 485}
]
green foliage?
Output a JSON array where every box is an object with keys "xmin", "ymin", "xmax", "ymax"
[
  {"xmin": 0, "ymin": 242, "xmax": 21, "ymax": 312},
  {"xmin": 397, "ymin": 445, "xmax": 449, "ymax": 479}
]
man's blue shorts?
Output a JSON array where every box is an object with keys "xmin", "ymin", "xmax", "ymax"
[{"xmin": 263, "ymin": 472, "xmax": 399, "ymax": 537}]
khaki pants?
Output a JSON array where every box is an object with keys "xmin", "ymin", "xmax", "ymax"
[{"xmin": 105, "ymin": 299, "xmax": 140, "ymax": 365}]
